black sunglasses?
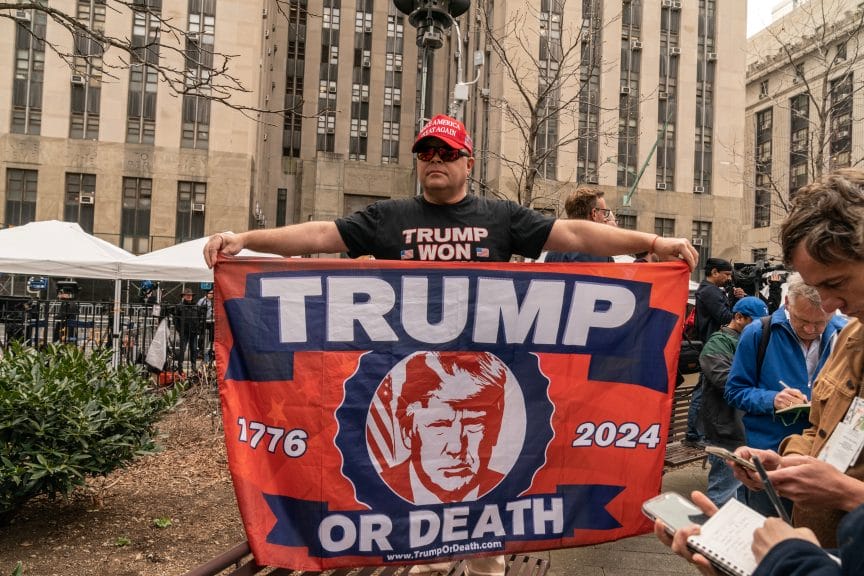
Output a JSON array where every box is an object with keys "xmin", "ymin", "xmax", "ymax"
[{"xmin": 416, "ymin": 146, "xmax": 469, "ymax": 162}]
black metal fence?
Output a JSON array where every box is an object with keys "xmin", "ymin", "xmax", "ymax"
[{"xmin": 0, "ymin": 297, "xmax": 214, "ymax": 375}]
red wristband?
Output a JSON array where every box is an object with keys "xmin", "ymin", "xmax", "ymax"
[{"xmin": 650, "ymin": 235, "xmax": 659, "ymax": 254}]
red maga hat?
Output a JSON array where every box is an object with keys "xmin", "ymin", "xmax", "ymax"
[{"xmin": 412, "ymin": 114, "xmax": 474, "ymax": 155}]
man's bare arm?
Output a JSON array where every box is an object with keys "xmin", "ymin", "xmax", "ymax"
[
  {"xmin": 544, "ymin": 219, "xmax": 699, "ymax": 271},
  {"xmin": 203, "ymin": 222, "xmax": 348, "ymax": 267}
]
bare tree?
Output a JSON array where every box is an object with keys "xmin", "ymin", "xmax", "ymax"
[
  {"xmin": 479, "ymin": 0, "xmax": 621, "ymax": 210},
  {"xmin": 748, "ymin": 0, "xmax": 864, "ymax": 220},
  {"xmin": 0, "ymin": 0, "xmax": 314, "ymax": 114}
]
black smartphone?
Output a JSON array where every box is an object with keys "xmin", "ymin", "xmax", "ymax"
[{"xmin": 642, "ymin": 492, "xmax": 710, "ymax": 535}]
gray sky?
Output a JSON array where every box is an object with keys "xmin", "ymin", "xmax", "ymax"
[{"xmin": 747, "ymin": 1, "xmax": 774, "ymax": 37}]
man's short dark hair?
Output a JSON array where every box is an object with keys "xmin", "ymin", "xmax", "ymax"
[
  {"xmin": 563, "ymin": 187, "xmax": 604, "ymax": 219},
  {"xmin": 704, "ymin": 257, "xmax": 732, "ymax": 274}
]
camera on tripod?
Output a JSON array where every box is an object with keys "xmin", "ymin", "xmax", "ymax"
[{"xmin": 729, "ymin": 260, "xmax": 787, "ymax": 299}]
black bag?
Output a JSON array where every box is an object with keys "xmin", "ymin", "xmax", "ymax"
[{"xmin": 678, "ymin": 337, "xmax": 703, "ymax": 375}]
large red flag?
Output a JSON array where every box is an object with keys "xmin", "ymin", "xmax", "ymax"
[{"xmin": 214, "ymin": 258, "xmax": 689, "ymax": 570}]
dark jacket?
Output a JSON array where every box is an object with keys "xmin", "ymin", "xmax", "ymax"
[
  {"xmin": 695, "ymin": 279, "xmax": 733, "ymax": 344},
  {"xmin": 753, "ymin": 502, "xmax": 864, "ymax": 576},
  {"xmin": 173, "ymin": 301, "xmax": 203, "ymax": 334},
  {"xmin": 699, "ymin": 326, "xmax": 745, "ymax": 450}
]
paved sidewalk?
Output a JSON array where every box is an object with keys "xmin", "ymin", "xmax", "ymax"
[{"xmin": 545, "ymin": 463, "xmax": 709, "ymax": 576}]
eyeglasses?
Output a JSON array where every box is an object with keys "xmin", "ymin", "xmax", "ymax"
[
  {"xmin": 593, "ymin": 208, "xmax": 612, "ymax": 218},
  {"xmin": 416, "ymin": 146, "xmax": 469, "ymax": 162}
]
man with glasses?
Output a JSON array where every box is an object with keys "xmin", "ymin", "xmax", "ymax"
[
  {"xmin": 204, "ymin": 114, "xmax": 697, "ymax": 268},
  {"xmin": 725, "ymin": 273, "xmax": 846, "ymax": 518},
  {"xmin": 543, "ymin": 187, "xmax": 616, "ymax": 263}
]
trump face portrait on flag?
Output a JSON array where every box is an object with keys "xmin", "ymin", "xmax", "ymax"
[{"xmin": 372, "ymin": 351, "xmax": 524, "ymax": 505}]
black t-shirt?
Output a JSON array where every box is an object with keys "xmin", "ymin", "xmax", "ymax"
[{"xmin": 335, "ymin": 195, "xmax": 554, "ymax": 262}]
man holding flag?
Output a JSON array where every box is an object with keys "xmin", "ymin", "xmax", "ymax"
[
  {"xmin": 204, "ymin": 115, "xmax": 698, "ymax": 576},
  {"xmin": 204, "ymin": 115, "xmax": 697, "ymax": 270}
]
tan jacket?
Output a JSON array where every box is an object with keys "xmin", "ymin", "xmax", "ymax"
[{"xmin": 780, "ymin": 318, "xmax": 864, "ymax": 547}]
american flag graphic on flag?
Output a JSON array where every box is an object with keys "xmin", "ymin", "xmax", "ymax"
[
  {"xmin": 475, "ymin": 247, "xmax": 489, "ymax": 257},
  {"xmin": 400, "ymin": 249, "xmax": 414, "ymax": 259}
]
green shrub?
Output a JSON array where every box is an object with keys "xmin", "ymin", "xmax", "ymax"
[{"xmin": 0, "ymin": 343, "xmax": 182, "ymax": 522}]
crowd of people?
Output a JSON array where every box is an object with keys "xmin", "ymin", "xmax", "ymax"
[
  {"xmin": 655, "ymin": 168, "xmax": 864, "ymax": 576},
  {"xmin": 202, "ymin": 114, "xmax": 864, "ymax": 575}
]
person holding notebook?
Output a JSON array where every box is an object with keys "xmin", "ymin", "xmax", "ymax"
[{"xmin": 653, "ymin": 488, "xmax": 864, "ymax": 576}]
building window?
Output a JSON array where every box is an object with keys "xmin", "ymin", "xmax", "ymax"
[
  {"xmin": 789, "ymin": 93, "xmax": 809, "ymax": 198},
  {"xmin": 617, "ymin": 213, "xmax": 636, "ymax": 230},
  {"xmin": 317, "ymin": 113, "xmax": 336, "ymax": 151},
  {"xmin": 752, "ymin": 248, "xmax": 767, "ymax": 262},
  {"xmin": 318, "ymin": 0, "xmax": 340, "ymax": 153},
  {"xmin": 5, "ymin": 169, "xmax": 38, "ymax": 226},
  {"xmin": 351, "ymin": 0, "xmax": 372, "ymax": 163},
  {"xmin": 793, "ymin": 62, "xmax": 804, "ymax": 82},
  {"xmin": 657, "ymin": 0, "xmax": 680, "ymax": 191},
  {"xmin": 617, "ymin": 0, "xmax": 642, "ymax": 188},
  {"xmin": 70, "ymin": 0, "xmax": 106, "ymax": 140},
  {"xmin": 283, "ymin": 0, "xmax": 306, "ymax": 158},
  {"xmin": 382, "ymin": 8, "xmax": 404, "ymax": 164},
  {"xmin": 323, "ymin": 6, "xmax": 340, "ymax": 29},
  {"xmin": 692, "ymin": 220, "xmax": 712, "ymax": 280},
  {"xmin": 11, "ymin": 8, "xmax": 46, "ymax": 135},
  {"xmin": 759, "ymin": 79, "xmax": 769, "ymax": 98},
  {"xmin": 64, "ymin": 173, "xmax": 96, "ymax": 233},
  {"xmin": 175, "ymin": 181, "xmax": 206, "ymax": 242},
  {"xmin": 654, "ymin": 217, "xmax": 675, "ymax": 238},
  {"xmin": 830, "ymin": 74, "xmax": 852, "ymax": 169},
  {"xmin": 836, "ymin": 41, "xmax": 847, "ymax": 61},
  {"xmin": 276, "ymin": 188, "xmax": 288, "ymax": 227},
  {"xmin": 182, "ymin": 0, "xmax": 215, "ymax": 149},
  {"xmin": 755, "ymin": 107, "xmax": 773, "ymax": 227},
  {"xmin": 121, "ymin": 177, "xmax": 152, "ymax": 254},
  {"xmin": 349, "ymin": 117, "xmax": 368, "ymax": 161},
  {"xmin": 577, "ymin": 0, "xmax": 602, "ymax": 184},
  {"xmin": 537, "ymin": 1, "xmax": 563, "ymax": 180},
  {"xmin": 127, "ymin": 4, "xmax": 161, "ymax": 144},
  {"xmin": 694, "ymin": 0, "xmax": 716, "ymax": 194}
]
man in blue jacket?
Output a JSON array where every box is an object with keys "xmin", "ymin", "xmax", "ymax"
[{"xmin": 725, "ymin": 272, "xmax": 846, "ymax": 517}]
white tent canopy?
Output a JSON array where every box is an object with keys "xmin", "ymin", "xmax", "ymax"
[
  {"xmin": 119, "ymin": 234, "xmax": 280, "ymax": 282},
  {"xmin": 0, "ymin": 220, "xmax": 133, "ymax": 279}
]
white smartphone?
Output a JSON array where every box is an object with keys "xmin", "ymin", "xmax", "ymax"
[{"xmin": 642, "ymin": 492, "xmax": 710, "ymax": 535}]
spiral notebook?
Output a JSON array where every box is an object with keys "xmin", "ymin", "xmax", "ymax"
[{"xmin": 686, "ymin": 498, "xmax": 765, "ymax": 576}]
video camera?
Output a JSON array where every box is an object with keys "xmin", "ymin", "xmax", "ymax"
[{"xmin": 729, "ymin": 260, "xmax": 787, "ymax": 299}]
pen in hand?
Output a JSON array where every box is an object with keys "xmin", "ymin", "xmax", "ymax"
[
  {"xmin": 752, "ymin": 455, "xmax": 792, "ymax": 524},
  {"xmin": 778, "ymin": 380, "xmax": 807, "ymax": 403}
]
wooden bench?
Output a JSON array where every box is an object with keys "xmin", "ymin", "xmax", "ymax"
[
  {"xmin": 663, "ymin": 378, "xmax": 707, "ymax": 472},
  {"xmin": 181, "ymin": 542, "xmax": 551, "ymax": 576}
]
